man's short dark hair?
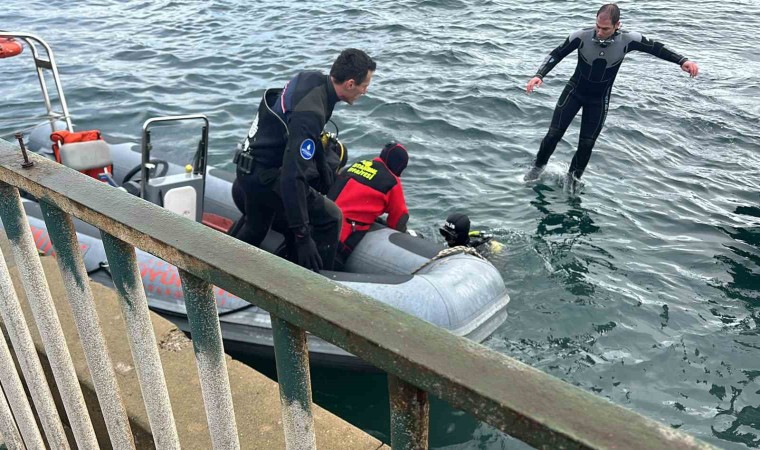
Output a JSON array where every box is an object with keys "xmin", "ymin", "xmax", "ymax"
[
  {"xmin": 330, "ymin": 49, "xmax": 376, "ymax": 85},
  {"xmin": 597, "ymin": 3, "xmax": 620, "ymax": 23}
]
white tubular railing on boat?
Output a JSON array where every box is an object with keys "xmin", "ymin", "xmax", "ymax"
[
  {"xmin": 0, "ymin": 31, "xmax": 74, "ymax": 134},
  {"xmin": 0, "ymin": 137, "xmax": 717, "ymax": 450}
]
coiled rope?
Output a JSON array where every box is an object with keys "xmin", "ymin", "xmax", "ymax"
[{"xmin": 412, "ymin": 245, "xmax": 485, "ymax": 274}]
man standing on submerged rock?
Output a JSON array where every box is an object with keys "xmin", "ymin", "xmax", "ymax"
[
  {"xmin": 523, "ymin": 3, "xmax": 699, "ymax": 188},
  {"xmin": 233, "ymin": 49, "xmax": 376, "ymax": 272}
]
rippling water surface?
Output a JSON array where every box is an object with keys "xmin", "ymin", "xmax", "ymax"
[{"xmin": 2, "ymin": 1, "xmax": 759, "ymax": 448}]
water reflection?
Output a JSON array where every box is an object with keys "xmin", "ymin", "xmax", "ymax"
[
  {"xmin": 708, "ymin": 205, "xmax": 760, "ymax": 447},
  {"xmin": 530, "ymin": 185, "xmax": 603, "ymax": 298},
  {"xmin": 714, "ymin": 205, "xmax": 760, "ymax": 320},
  {"xmin": 712, "ymin": 382, "xmax": 760, "ymax": 448},
  {"xmin": 531, "ymin": 185, "xmax": 600, "ymax": 238}
]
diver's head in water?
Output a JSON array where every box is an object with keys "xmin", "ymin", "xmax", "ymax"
[
  {"xmin": 440, "ymin": 212, "xmax": 471, "ymax": 247},
  {"xmin": 380, "ymin": 141, "xmax": 408, "ymax": 176}
]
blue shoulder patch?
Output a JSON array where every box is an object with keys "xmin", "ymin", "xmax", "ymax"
[{"xmin": 300, "ymin": 139, "xmax": 315, "ymax": 160}]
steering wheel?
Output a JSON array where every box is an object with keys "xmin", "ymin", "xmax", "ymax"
[{"xmin": 122, "ymin": 159, "xmax": 170, "ymax": 185}]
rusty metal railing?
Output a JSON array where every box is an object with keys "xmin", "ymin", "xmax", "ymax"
[{"xmin": 0, "ymin": 139, "xmax": 715, "ymax": 449}]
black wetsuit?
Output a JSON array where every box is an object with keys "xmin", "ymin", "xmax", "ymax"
[
  {"xmin": 232, "ymin": 71, "xmax": 342, "ymax": 269},
  {"xmin": 533, "ymin": 29, "xmax": 688, "ymax": 178}
]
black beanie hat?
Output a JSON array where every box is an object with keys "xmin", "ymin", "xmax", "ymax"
[
  {"xmin": 379, "ymin": 141, "xmax": 408, "ymax": 176},
  {"xmin": 439, "ymin": 212, "xmax": 471, "ymax": 246}
]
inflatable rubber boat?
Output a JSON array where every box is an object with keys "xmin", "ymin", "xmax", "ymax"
[
  {"xmin": 0, "ymin": 32, "xmax": 508, "ymax": 367},
  {"xmin": 8, "ymin": 120, "xmax": 510, "ymax": 367}
]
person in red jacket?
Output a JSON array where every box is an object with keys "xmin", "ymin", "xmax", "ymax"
[{"xmin": 327, "ymin": 141, "xmax": 409, "ymax": 263}]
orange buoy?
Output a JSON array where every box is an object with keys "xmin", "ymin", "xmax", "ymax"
[{"xmin": 0, "ymin": 38, "xmax": 23, "ymax": 58}]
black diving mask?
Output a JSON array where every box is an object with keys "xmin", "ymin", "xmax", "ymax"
[
  {"xmin": 439, "ymin": 225, "xmax": 459, "ymax": 246},
  {"xmin": 440, "ymin": 224, "xmax": 467, "ymax": 247}
]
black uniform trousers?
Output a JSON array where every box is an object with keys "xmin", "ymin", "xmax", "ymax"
[{"xmin": 232, "ymin": 165, "xmax": 341, "ymax": 270}]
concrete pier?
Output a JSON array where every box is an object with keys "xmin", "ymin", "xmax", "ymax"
[{"xmin": 0, "ymin": 232, "xmax": 387, "ymax": 449}]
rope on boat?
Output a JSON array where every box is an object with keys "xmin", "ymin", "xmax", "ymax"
[{"xmin": 412, "ymin": 245, "xmax": 485, "ymax": 274}]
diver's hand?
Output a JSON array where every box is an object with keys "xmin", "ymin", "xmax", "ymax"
[
  {"xmin": 681, "ymin": 61, "xmax": 699, "ymax": 78},
  {"xmin": 526, "ymin": 76, "xmax": 543, "ymax": 93},
  {"xmin": 294, "ymin": 233, "xmax": 322, "ymax": 272}
]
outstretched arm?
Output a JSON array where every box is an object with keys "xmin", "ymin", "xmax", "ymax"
[
  {"xmin": 527, "ymin": 32, "xmax": 582, "ymax": 93},
  {"xmin": 627, "ymin": 34, "xmax": 699, "ymax": 77}
]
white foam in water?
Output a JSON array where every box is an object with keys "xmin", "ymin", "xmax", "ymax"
[
  {"xmin": 522, "ymin": 162, "xmax": 587, "ymax": 195},
  {"xmin": 535, "ymin": 163, "xmax": 587, "ymax": 195},
  {"xmin": 561, "ymin": 172, "xmax": 586, "ymax": 196}
]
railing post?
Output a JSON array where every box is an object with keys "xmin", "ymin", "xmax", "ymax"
[
  {"xmin": 39, "ymin": 201, "xmax": 135, "ymax": 449},
  {"xmin": 0, "ymin": 386, "xmax": 24, "ymax": 450},
  {"xmin": 101, "ymin": 232, "xmax": 181, "ymax": 449},
  {"xmin": 388, "ymin": 375, "xmax": 429, "ymax": 450},
  {"xmin": 271, "ymin": 315, "xmax": 316, "ymax": 450},
  {"xmin": 0, "ymin": 182, "xmax": 88, "ymax": 450},
  {"xmin": 178, "ymin": 269, "xmax": 240, "ymax": 450},
  {"xmin": 0, "ymin": 307, "xmax": 43, "ymax": 450}
]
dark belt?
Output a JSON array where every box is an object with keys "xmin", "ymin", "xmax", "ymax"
[{"xmin": 233, "ymin": 149, "xmax": 254, "ymax": 175}]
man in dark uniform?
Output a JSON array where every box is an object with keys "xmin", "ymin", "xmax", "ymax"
[
  {"xmin": 523, "ymin": 3, "xmax": 699, "ymax": 187},
  {"xmin": 232, "ymin": 49, "xmax": 376, "ymax": 272},
  {"xmin": 327, "ymin": 142, "xmax": 409, "ymax": 263}
]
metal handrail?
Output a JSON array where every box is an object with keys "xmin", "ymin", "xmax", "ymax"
[
  {"xmin": 0, "ymin": 138, "xmax": 714, "ymax": 449},
  {"xmin": 0, "ymin": 31, "xmax": 74, "ymax": 133},
  {"xmin": 140, "ymin": 114, "xmax": 210, "ymax": 200}
]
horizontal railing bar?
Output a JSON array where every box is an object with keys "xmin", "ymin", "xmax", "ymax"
[{"xmin": 0, "ymin": 141, "xmax": 714, "ymax": 449}]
